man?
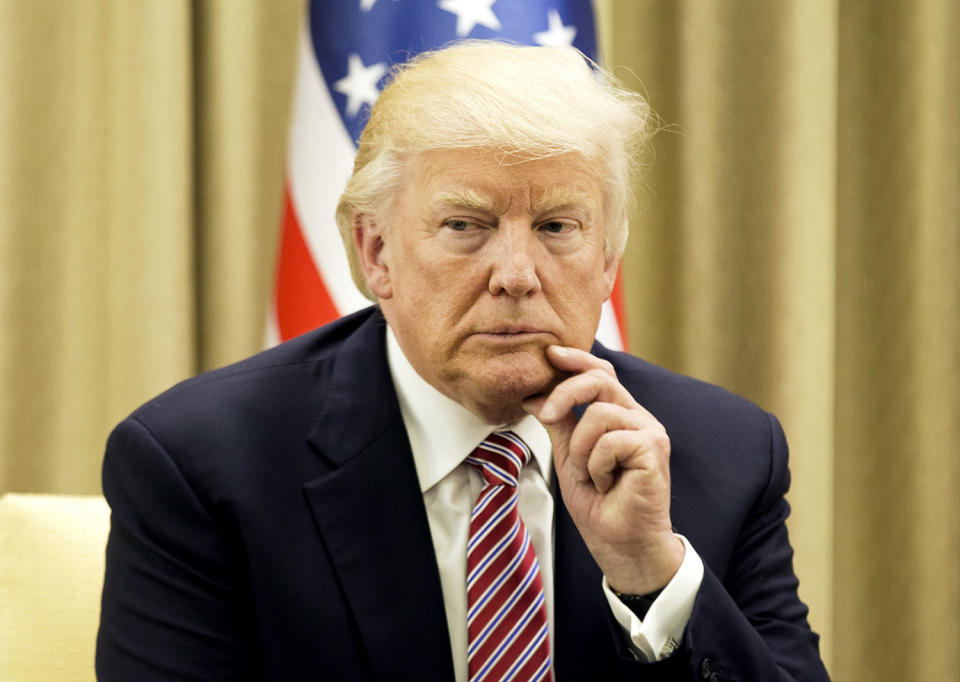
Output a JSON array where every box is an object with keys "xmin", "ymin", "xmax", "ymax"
[{"xmin": 97, "ymin": 42, "xmax": 829, "ymax": 680}]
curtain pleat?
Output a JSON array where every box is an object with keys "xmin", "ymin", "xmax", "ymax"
[
  {"xmin": 834, "ymin": 1, "xmax": 960, "ymax": 679},
  {"xmin": 192, "ymin": 0, "xmax": 300, "ymax": 370},
  {"xmin": 1, "ymin": 1, "xmax": 197, "ymax": 494}
]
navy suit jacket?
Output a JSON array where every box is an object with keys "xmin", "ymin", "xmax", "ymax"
[{"xmin": 97, "ymin": 307, "xmax": 829, "ymax": 681}]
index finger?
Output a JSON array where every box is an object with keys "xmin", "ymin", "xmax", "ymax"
[
  {"xmin": 526, "ymin": 346, "xmax": 636, "ymax": 424},
  {"xmin": 543, "ymin": 345, "xmax": 617, "ymax": 378}
]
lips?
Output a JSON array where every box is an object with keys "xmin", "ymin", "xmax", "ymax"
[
  {"xmin": 470, "ymin": 326, "xmax": 555, "ymax": 344},
  {"xmin": 486, "ymin": 326, "xmax": 541, "ymax": 335}
]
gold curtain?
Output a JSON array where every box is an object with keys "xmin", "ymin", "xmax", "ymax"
[
  {"xmin": 0, "ymin": 0, "xmax": 301, "ymax": 493},
  {"xmin": 1, "ymin": 1, "xmax": 958, "ymax": 679}
]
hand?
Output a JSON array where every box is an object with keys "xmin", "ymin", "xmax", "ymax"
[{"xmin": 522, "ymin": 345, "xmax": 684, "ymax": 595}]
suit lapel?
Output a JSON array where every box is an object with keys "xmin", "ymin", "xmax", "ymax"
[{"xmin": 302, "ymin": 311, "xmax": 454, "ymax": 681}]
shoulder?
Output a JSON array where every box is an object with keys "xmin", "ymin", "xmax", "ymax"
[
  {"xmin": 137, "ymin": 307, "xmax": 380, "ymax": 407},
  {"xmin": 595, "ymin": 344, "xmax": 772, "ymax": 436},
  {"xmin": 102, "ymin": 306, "xmax": 390, "ymax": 516},
  {"xmin": 118, "ymin": 306, "xmax": 386, "ymax": 456}
]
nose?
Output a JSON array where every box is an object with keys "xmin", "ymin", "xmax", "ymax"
[{"xmin": 487, "ymin": 221, "xmax": 542, "ymax": 297}]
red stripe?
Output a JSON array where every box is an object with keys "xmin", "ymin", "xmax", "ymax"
[
  {"xmin": 274, "ymin": 181, "xmax": 341, "ymax": 341},
  {"xmin": 482, "ymin": 615, "xmax": 549, "ymax": 681},
  {"xmin": 469, "ymin": 573, "xmax": 541, "ymax": 669},
  {"xmin": 610, "ymin": 266, "xmax": 629, "ymax": 351},
  {"xmin": 472, "ymin": 450, "xmax": 519, "ymax": 485},
  {"xmin": 512, "ymin": 636, "xmax": 551, "ymax": 681},
  {"xmin": 468, "ymin": 546, "xmax": 537, "ymax": 640},
  {"xmin": 468, "ymin": 525, "xmax": 523, "ymax": 614},
  {"xmin": 470, "ymin": 488, "xmax": 514, "ymax": 538},
  {"xmin": 468, "ymin": 498, "xmax": 518, "ymax": 578}
]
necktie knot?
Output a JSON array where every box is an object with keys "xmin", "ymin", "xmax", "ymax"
[{"xmin": 466, "ymin": 430, "xmax": 531, "ymax": 488}]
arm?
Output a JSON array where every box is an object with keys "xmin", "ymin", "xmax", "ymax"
[
  {"xmin": 674, "ymin": 412, "xmax": 828, "ymax": 680},
  {"xmin": 96, "ymin": 417, "xmax": 257, "ymax": 681},
  {"xmin": 523, "ymin": 347, "xmax": 829, "ymax": 681}
]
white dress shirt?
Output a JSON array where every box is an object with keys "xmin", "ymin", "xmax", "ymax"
[{"xmin": 385, "ymin": 327, "xmax": 704, "ymax": 679}]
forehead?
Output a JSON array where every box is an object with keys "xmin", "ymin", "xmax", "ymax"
[{"xmin": 408, "ymin": 149, "xmax": 604, "ymax": 213}]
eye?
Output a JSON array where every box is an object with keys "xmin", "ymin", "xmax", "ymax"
[
  {"xmin": 538, "ymin": 220, "xmax": 576, "ymax": 234},
  {"xmin": 444, "ymin": 218, "xmax": 475, "ymax": 232}
]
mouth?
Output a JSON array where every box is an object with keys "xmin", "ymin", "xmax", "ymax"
[
  {"xmin": 478, "ymin": 324, "xmax": 547, "ymax": 335},
  {"xmin": 470, "ymin": 327, "xmax": 555, "ymax": 344},
  {"xmin": 487, "ymin": 327, "xmax": 541, "ymax": 335}
]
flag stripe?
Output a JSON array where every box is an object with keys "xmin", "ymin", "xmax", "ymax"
[
  {"xmin": 286, "ymin": 21, "xmax": 368, "ymax": 318},
  {"xmin": 274, "ymin": 183, "xmax": 341, "ymax": 340},
  {"xmin": 610, "ymin": 269, "xmax": 630, "ymax": 350}
]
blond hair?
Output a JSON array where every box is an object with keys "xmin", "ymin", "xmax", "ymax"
[{"xmin": 335, "ymin": 40, "xmax": 652, "ymax": 299}]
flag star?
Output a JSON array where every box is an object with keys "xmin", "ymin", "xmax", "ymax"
[
  {"xmin": 438, "ymin": 0, "xmax": 501, "ymax": 37},
  {"xmin": 334, "ymin": 53, "xmax": 388, "ymax": 117},
  {"xmin": 533, "ymin": 9, "xmax": 577, "ymax": 47}
]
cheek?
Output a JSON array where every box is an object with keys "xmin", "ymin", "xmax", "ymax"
[
  {"xmin": 552, "ymin": 256, "xmax": 609, "ymax": 298},
  {"xmin": 398, "ymin": 280, "xmax": 464, "ymax": 346},
  {"xmin": 412, "ymin": 258, "xmax": 489, "ymax": 309},
  {"xmin": 550, "ymin": 266, "xmax": 610, "ymax": 331}
]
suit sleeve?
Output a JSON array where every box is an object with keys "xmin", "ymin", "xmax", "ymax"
[
  {"xmin": 606, "ymin": 413, "xmax": 830, "ymax": 681},
  {"xmin": 96, "ymin": 417, "xmax": 258, "ymax": 681}
]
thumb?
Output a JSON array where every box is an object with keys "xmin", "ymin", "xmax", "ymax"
[{"xmin": 522, "ymin": 395, "xmax": 576, "ymax": 469}]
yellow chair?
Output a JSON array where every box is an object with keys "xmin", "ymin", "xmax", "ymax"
[{"xmin": 0, "ymin": 493, "xmax": 109, "ymax": 682}]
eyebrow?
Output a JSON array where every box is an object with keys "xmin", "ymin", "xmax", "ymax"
[
  {"xmin": 532, "ymin": 187, "xmax": 599, "ymax": 215},
  {"xmin": 430, "ymin": 189, "xmax": 498, "ymax": 213},
  {"xmin": 430, "ymin": 187, "xmax": 599, "ymax": 216}
]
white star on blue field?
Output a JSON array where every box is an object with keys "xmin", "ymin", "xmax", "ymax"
[{"xmin": 308, "ymin": 0, "xmax": 596, "ymax": 144}]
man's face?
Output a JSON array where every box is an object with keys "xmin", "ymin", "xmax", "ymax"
[{"xmin": 359, "ymin": 148, "xmax": 619, "ymax": 424}]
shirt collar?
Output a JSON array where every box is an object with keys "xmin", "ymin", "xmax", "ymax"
[{"xmin": 386, "ymin": 325, "xmax": 553, "ymax": 494}]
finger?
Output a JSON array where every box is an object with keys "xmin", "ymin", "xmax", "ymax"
[
  {"xmin": 587, "ymin": 428, "xmax": 671, "ymax": 494},
  {"xmin": 536, "ymin": 368, "xmax": 637, "ymax": 424},
  {"xmin": 585, "ymin": 431, "xmax": 620, "ymax": 493},
  {"xmin": 567, "ymin": 401, "xmax": 649, "ymax": 474},
  {"xmin": 521, "ymin": 394, "xmax": 548, "ymax": 416},
  {"xmin": 521, "ymin": 394, "xmax": 578, "ymax": 470},
  {"xmin": 545, "ymin": 345, "xmax": 617, "ymax": 378}
]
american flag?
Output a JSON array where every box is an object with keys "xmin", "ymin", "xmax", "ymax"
[{"xmin": 268, "ymin": 0, "xmax": 628, "ymax": 351}]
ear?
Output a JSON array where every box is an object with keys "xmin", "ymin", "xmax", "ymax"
[
  {"xmin": 601, "ymin": 255, "xmax": 621, "ymax": 301},
  {"xmin": 353, "ymin": 212, "xmax": 393, "ymax": 299}
]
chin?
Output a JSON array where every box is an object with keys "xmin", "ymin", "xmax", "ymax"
[{"xmin": 463, "ymin": 353, "xmax": 559, "ymax": 423}]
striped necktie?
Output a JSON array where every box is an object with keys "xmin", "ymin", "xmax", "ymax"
[{"xmin": 465, "ymin": 431, "xmax": 552, "ymax": 682}]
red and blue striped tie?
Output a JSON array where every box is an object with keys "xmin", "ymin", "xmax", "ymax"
[{"xmin": 465, "ymin": 431, "xmax": 552, "ymax": 682}]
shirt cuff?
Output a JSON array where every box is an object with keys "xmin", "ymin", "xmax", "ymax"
[{"xmin": 601, "ymin": 534, "xmax": 704, "ymax": 661}]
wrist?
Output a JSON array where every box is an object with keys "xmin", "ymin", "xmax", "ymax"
[{"xmin": 604, "ymin": 533, "xmax": 685, "ymax": 596}]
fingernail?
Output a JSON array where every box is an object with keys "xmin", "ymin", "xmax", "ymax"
[
  {"xmin": 550, "ymin": 345, "xmax": 568, "ymax": 356},
  {"xmin": 540, "ymin": 403, "xmax": 556, "ymax": 421}
]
